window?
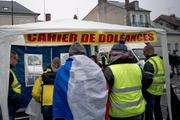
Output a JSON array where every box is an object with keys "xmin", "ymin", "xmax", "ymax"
[
  {"xmin": 140, "ymin": 15, "xmax": 144, "ymax": 23},
  {"xmin": 132, "ymin": 15, "xmax": 136, "ymax": 25},
  {"xmin": 175, "ymin": 43, "xmax": 179, "ymax": 51},
  {"xmin": 24, "ymin": 54, "xmax": 43, "ymax": 87},
  {"xmin": 2, "ymin": 7, "xmax": 9, "ymax": 11},
  {"xmin": 146, "ymin": 15, "xmax": 149, "ymax": 23},
  {"xmin": 167, "ymin": 43, "xmax": 171, "ymax": 51},
  {"xmin": 133, "ymin": 49, "xmax": 146, "ymax": 60}
]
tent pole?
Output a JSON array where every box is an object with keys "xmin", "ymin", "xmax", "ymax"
[
  {"xmin": 160, "ymin": 32, "xmax": 172, "ymax": 120},
  {"xmin": 51, "ymin": 47, "xmax": 52, "ymax": 63}
]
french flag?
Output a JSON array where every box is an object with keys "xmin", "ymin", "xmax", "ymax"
[{"xmin": 53, "ymin": 55, "xmax": 108, "ymax": 120}]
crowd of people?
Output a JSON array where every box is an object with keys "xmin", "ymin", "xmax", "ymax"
[{"xmin": 7, "ymin": 41, "xmax": 167, "ymax": 120}]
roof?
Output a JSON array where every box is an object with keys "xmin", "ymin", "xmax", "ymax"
[
  {"xmin": 0, "ymin": 19, "xmax": 165, "ymax": 38},
  {"xmin": 108, "ymin": 1, "xmax": 151, "ymax": 12},
  {"xmin": 154, "ymin": 15, "xmax": 180, "ymax": 27},
  {"xmin": 108, "ymin": 1, "xmax": 125, "ymax": 8},
  {"xmin": 0, "ymin": 1, "xmax": 40, "ymax": 15},
  {"xmin": 150, "ymin": 21, "xmax": 180, "ymax": 35}
]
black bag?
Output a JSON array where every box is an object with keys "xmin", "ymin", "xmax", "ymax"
[{"xmin": 42, "ymin": 72, "xmax": 57, "ymax": 85}]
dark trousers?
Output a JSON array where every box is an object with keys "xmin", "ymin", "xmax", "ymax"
[
  {"xmin": 8, "ymin": 100, "xmax": 21, "ymax": 120},
  {"xmin": 8, "ymin": 104, "xmax": 19, "ymax": 120},
  {"xmin": 8, "ymin": 91, "xmax": 21, "ymax": 120},
  {"xmin": 8, "ymin": 107, "xmax": 15, "ymax": 120},
  {"xmin": 172, "ymin": 64, "xmax": 180, "ymax": 75},
  {"xmin": 42, "ymin": 106, "xmax": 53, "ymax": 120},
  {"xmin": 109, "ymin": 114, "xmax": 143, "ymax": 120},
  {"xmin": 143, "ymin": 91, "xmax": 163, "ymax": 120}
]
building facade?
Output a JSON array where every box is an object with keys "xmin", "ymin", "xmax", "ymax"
[
  {"xmin": 83, "ymin": 0, "xmax": 151, "ymax": 27},
  {"xmin": 127, "ymin": 1, "xmax": 150, "ymax": 27},
  {"xmin": 0, "ymin": 1, "xmax": 40, "ymax": 26},
  {"xmin": 150, "ymin": 21, "xmax": 180, "ymax": 56},
  {"xmin": 153, "ymin": 15, "xmax": 180, "ymax": 56}
]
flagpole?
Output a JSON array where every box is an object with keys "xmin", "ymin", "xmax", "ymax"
[
  {"xmin": 43, "ymin": 0, "xmax": 46, "ymax": 21},
  {"xmin": 11, "ymin": 0, "xmax": 14, "ymax": 25}
]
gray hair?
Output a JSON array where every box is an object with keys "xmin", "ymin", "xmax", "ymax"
[{"xmin": 52, "ymin": 57, "xmax": 60, "ymax": 63}]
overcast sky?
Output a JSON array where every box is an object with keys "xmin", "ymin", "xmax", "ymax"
[{"xmin": 11, "ymin": 0, "xmax": 180, "ymax": 21}]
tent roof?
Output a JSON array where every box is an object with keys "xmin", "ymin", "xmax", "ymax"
[{"xmin": 0, "ymin": 19, "xmax": 165, "ymax": 37}]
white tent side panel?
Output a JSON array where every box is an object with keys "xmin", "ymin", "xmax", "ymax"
[
  {"xmin": 160, "ymin": 33, "xmax": 172, "ymax": 120},
  {"xmin": 0, "ymin": 38, "xmax": 11, "ymax": 120}
]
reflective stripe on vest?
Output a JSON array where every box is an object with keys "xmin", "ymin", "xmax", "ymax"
[
  {"xmin": 10, "ymin": 69, "xmax": 21, "ymax": 94},
  {"xmin": 111, "ymin": 96, "xmax": 144, "ymax": 108},
  {"xmin": 111, "ymin": 86, "xmax": 141, "ymax": 93},
  {"xmin": 109, "ymin": 64, "xmax": 146, "ymax": 118},
  {"xmin": 146, "ymin": 56, "xmax": 165, "ymax": 95}
]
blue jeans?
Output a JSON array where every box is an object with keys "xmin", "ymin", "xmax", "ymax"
[
  {"xmin": 143, "ymin": 91, "xmax": 163, "ymax": 120},
  {"xmin": 42, "ymin": 106, "xmax": 52, "ymax": 120}
]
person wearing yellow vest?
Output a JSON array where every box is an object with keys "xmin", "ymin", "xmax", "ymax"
[
  {"xmin": 8, "ymin": 51, "xmax": 22, "ymax": 120},
  {"xmin": 104, "ymin": 41, "xmax": 146, "ymax": 120},
  {"xmin": 32, "ymin": 57, "xmax": 60, "ymax": 120},
  {"xmin": 142, "ymin": 44, "xmax": 165, "ymax": 120}
]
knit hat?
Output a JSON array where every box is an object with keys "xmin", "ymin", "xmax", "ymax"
[
  {"xmin": 109, "ymin": 40, "xmax": 132, "ymax": 64},
  {"xmin": 69, "ymin": 42, "xmax": 86, "ymax": 56},
  {"xmin": 111, "ymin": 40, "xmax": 128, "ymax": 51}
]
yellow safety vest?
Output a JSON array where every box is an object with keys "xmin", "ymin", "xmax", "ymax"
[
  {"xmin": 109, "ymin": 64, "xmax": 146, "ymax": 118},
  {"xmin": 42, "ymin": 84, "xmax": 54, "ymax": 106},
  {"xmin": 10, "ymin": 69, "xmax": 21, "ymax": 94},
  {"xmin": 32, "ymin": 68, "xmax": 55, "ymax": 106},
  {"xmin": 145, "ymin": 56, "xmax": 165, "ymax": 95},
  {"xmin": 41, "ymin": 68, "xmax": 54, "ymax": 106}
]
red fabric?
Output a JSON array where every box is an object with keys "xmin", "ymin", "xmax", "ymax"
[
  {"xmin": 105, "ymin": 83, "xmax": 110, "ymax": 120},
  {"xmin": 105, "ymin": 95, "xmax": 110, "ymax": 120}
]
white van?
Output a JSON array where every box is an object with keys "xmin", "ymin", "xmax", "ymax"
[{"xmin": 98, "ymin": 43, "xmax": 146, "ymax": 68}]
